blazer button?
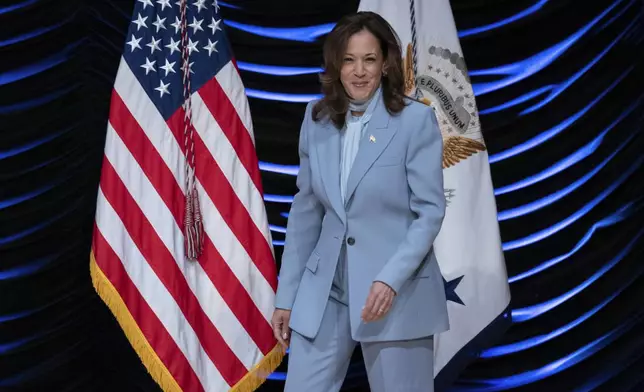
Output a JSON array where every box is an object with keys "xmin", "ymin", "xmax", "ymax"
[{"xmin": 347, "ymin": 237, "xmax": 355, "ymax": 246}]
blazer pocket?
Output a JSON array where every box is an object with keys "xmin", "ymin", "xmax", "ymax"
[
  {"xmin": 305, "ymin": 252, "xmax": 320, "ymax": 274},
  {"xmin": 373, "ymin": 156, "xmax": 403, "ymax": 167}
]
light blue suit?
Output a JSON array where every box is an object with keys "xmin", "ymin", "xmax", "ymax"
[{"xmin": 275, "ymin": 94, "xmax": 449, "ymax": 391}]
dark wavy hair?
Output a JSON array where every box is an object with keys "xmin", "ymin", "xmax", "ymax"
[{"xmin": 312, "ymin": 11, "xmax": 407, "ymax": 129}]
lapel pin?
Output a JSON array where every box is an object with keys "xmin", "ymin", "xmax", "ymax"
[{"xmin": 369, "ymin": 135, "xmax": 376, "ymax": 143}]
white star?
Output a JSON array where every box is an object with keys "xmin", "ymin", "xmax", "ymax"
[
  {"xmin": 175, "ymin": 0, "xmax": 182, "ymax": 6},
  {"xmin": 156, "ymin": 0, "xmax": 171, "ymax": 10},
  {"xmin": 165, "ymin": 37, "xmax": 181, "ymax": 55},
  {"xmin": 193, "ymin": 0, "xmax": 207, "ymax": 13},
  {"xmin": 160, "ymin": 59, "xmax": 176, "ymax": 76},
  {"xmin": 152, "ymin": 15, "xmax": 167, "ymax": 33},
  {"xmin": 138, "ymin": 0, "xmax": 153, "ymax": 9},
  {"xmin": 187, "ymin": 38, "xmax": 199, "ymax": 55},
  {"xmin": 181, "ymin": 61, "xmax": 195, "ymax": 75},
  {"xmin": 188, "ymin": 17, "xmax": 204, "ymax": 34},
  {"xmin": 126, "ymin": 34, "xmax": 142, "ymax": 52},
  {"xmin": 141, "ymin": 57, "xmax": 156, "ymax": 75},
  {"xmin": 132, "ymin": 13, "xmax": 148, "ymax": 31},
  {"xmin": 170, "ymin": 16, "xmax": 181, "ymax": 34},
  {"xmin": 212, "ymin": 0, "xmax": 220, "ymax": 12},
  {"xmin": 155, "ymin": 80, "xmax": 171, "ymax": 97},
  {"xmin": 146, "ymin": 37, "xmax": 162, "ymax": 54},
  {"xmin": 203, "ymin": 39, "xmax": 218, "ymax": 56},
  {"xmin": 208, "ymin": 17, "xmax": 222, "ymax": 35}
]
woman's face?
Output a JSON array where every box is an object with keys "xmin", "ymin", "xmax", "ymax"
[{"xmin": 340, "ymin": 29, "xmax": 385, "ymax": 102}]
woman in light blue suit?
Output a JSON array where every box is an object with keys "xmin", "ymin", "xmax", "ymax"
[{"xmin": 271, "ymin": 11, "xmax": 449, "ymax": 392}]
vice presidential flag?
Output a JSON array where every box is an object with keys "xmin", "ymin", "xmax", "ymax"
[
  {"xmin": 89, "ymin": 0, "xmax": 282, "ymax": 391},
  {"xmin": 358, "ymin": 0, "xmax": 512, "ymax": 388}
]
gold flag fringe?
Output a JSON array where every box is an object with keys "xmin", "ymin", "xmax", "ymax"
[
  {"xmin": 90, "ymin": 252, "xmax": 182, "ymax": 392},
  {"xmin": 90, "ymin": 251, "xmax": 285, "ymax": 392},
  {"xmin": 229, "ymin": 344, "xmax": 284, "ymax": 392}
]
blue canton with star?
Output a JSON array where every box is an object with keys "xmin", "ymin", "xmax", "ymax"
[
  {"xmin": 123, "ymin": 0, "xmax": 232, "ymax": 120},
  {"xmin": 444, "ymin": 275, "xmax": 465, "ymax": 305}
]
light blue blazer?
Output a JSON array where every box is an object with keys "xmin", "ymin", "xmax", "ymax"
[{"xmin": 275, "ymin": 94, "xmax": 449, "ymax": 342}]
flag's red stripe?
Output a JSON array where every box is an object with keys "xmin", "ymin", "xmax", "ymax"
[
  {"xmin": 92, "ymin": 223, "xmax": 204, "ymax": 392},
  {"xmin": 192, "ymin": 134, "xmax": 278, "ymax": 291},
  {"xmin": 167, "ymin": 111, "xmax": 279, "ymax": 291},
  {"xmin": 109, "ymin": 93, "xmax": 274, "ymax": 356},
  {"xmin": 109, "ymin": 91, "xmax": 184, "ymax": 226},
  {"xmin": 198, "ymin": 77, "xmax": 263, "ymax": 194},
  {"xmin": 99, "ymin": 159, "xmax": 248, "ymax": 386},
  {"xmin": 201, "ymin": 237, "xmax": 276, "ymax": 355}
]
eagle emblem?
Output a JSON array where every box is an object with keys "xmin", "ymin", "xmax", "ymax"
[
  {"xmin": 441, "ymin": 135, "xmax": 486, "ymax": 169},
  {"xmin": 403, "ymin": 43, "xmax": 431, "ymax": 105},
  {"xmin": 402, "ymin": 43, "xmax": 487, "ymax": 168}
]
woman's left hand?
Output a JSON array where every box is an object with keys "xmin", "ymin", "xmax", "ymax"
[{"xmin": 361, "ymin": 281, "xmax": 396, "ymax": 322}]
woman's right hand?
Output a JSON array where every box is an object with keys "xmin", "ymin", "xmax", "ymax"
[{"xmin": 271, "ymin": 308, "xmax": 292, "ymax": 351}]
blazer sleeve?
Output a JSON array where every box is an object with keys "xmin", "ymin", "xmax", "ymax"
[
  {"xmin": 374, "ymin": 106, "xmax": 446, "ymax": 294},
  {"xmin": 274, "ymin": 101, "xmax": 325, "ymax": 310}
]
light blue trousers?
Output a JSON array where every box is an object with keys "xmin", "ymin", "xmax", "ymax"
[{"xmin": 284, "ymin": 298, "xmax": 434, "ymax": 392}]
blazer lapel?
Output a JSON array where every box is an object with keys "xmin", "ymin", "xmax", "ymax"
[
  {"xmin": 344, "ymin": 101, "xmax": 398, "ymax": 205},
  {"xmin": 316, "ymin": 120, "xmax": 346, "ymax": 221}
]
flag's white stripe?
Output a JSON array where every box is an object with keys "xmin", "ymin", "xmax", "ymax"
[
  {"xmin": 192, "ymin": 91, "xmax": 273, "ymax": 249},
  {"xmin": 95, "ymin": 189, "xmax": 224, "ymax": 391},
  {"xmin": 104, "ymin": 123, "xmax": 261, "ymax": 370},
  {"xmin": 215, "ymin": 61, "xmax": 255, "ymax": 144},
  {"xmin": 113, "ymin": 58, "xmax": 274, "ymax": 320},
  {"xmin": 197, "ymin": 178, "xmax": 275, "ymax": 324},
  {"xmin": 113, "ymin": 58, "xmax": 185, "ymax": 189}
]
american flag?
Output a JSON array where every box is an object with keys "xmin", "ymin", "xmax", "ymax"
[{"xmin": 89, "ymin": 0, "xmax": 282, "ymax": 391}]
